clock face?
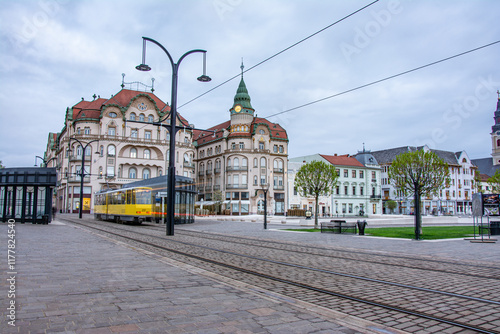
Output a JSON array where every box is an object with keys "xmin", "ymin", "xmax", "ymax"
[
  {"xmin": 138, "ymin": 102, "xmax": 147, "ymax": 111},
  {"xmin": 234, "ymin": 105, "xmax": 242, "ymax": 113}
]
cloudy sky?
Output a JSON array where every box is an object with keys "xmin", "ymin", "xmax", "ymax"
[{"xmin": 1, "ymin": 0, "xmax": 499, "ymax": 168}]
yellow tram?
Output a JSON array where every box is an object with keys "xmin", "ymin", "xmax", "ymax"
[{"xmin": 94, "ymin": 175, "xmax": 195, "ymax": 224}]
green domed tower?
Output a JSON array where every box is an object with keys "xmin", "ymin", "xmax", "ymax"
[{"xmin": 230, "ymin": 62, "xmax": 255, "ymax": 133}]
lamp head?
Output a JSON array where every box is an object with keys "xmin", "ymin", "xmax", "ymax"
[
  {"xmin": 136, "ymin": 63, "xmax": 151, "ymax": 71},
  {"xmin": 197, "ymin": 75, "xmax": 212, "ymax": 82}
]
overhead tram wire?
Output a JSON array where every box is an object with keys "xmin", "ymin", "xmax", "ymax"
[
  {"xmin": 178, "ymin": 0, "xmax": 379, "ymax": 109},
  {"xmin": 264, "ymin": 40, "xmax": 500, "ymax": 119}
]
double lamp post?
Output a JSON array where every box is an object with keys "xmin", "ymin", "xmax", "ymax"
[{"xmin": 135, "ymin": 37, "xmax": 211, "ymax": 236}]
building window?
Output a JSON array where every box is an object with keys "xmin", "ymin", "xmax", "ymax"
[
  {"xmin": 130, "ymin": 148, "xmax": 137, "ymax": 158},
  {"xmin": 254, "ymin": 158, "xmax": 258, "ymax": 167},
  {"xmin": 352, "ymin": 170, "xmax": 356, "ymax": 178},
  {"xmin": 260, "ymin": 157, "xmax": 266, "ymax": 167},
  {"xmin": 259, "ymin": 129, "xmax": 265, "ymax": 134},
  {"xmin": 84, "ymin": 127, "xmax": 90, "ymax": 135},
  {"xmin": 239, "ymin": 142, "xmax": 244, "ymax": 149},
  {"xmin": 344, "ymin": 186, "xmax": 348, "ymax": 195},
  {"xmin": 139, "ymin": 114, "xmax": 145, "ymax": 122},
  {"xmin": 259, "ymin": 142, "xmax": 265, "ymax": 150},
  {"xmin": 148, "ymin": 115, "xmax": 154, "ymax": 122},
  {"xmin": 107, "ymin": 166, "xmax": 114, "ymax": 177},
  {"xmin": 143, "ymin": 168, "xmax": 150, "ymax": 179},
  {"xmin": 108, "ymin": 127, "xmax": 116, "ymax": 136},
  {"xmin": 279, "ymin": 146, "xmax": 283, "ymax": 153},
  {"xmin": 360, "ymin": 186, "xmax": 364, "ymax": 196},
  {"xmin": 130, "ymin": 113, "xmax": 136, "ymax": 121},
  {"xmin": 144, "ymin": 149, "xmax": 151, "ymax": 159},
  {"xmin": 273, "ymin": 145, "xmax": 278, "ymax": 153},
  {"xmin": 145, "ymin": 131, "xmax": 151, "ymax": 140},
  {"xmin": 254, "ymin": 176, "xmax": 258, "ymax": 185},
  {"xmin": 129, "ymin": 168, "xmax": 137, "ymax": 179},
  {"xmin": 336, "ymin": 186, "xmax": 340, "ymax": 195},
  {"xmin": 131, "ymin": 129, "xmax": 138, "ymax": 139},
  {"xmin": 107, "ymin": 145, "xmax": 115, "ymax": 156},
  {"xmin": 344, "ymin": 169, "xmax": 348, "ymax": 177},
  {"xmin": 109, "ymin": 112, "xmax": 117, "ymax": 118},
  {"xmin": 359, "ymin": 170, "xmax": 364, "ymax": 178},
  {"xmin": 352, "ymin": 186, "xmax": 356, "ymax": 195}
]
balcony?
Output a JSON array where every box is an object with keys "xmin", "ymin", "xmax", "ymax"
[
  {"xmin": 206, "ymin": 169, "xmax": 213, "ymax": 175},
  {"xmin": 213, "ymin": 185, "xmax": 221, "ymax": 191},
  {"xmin": 68, "ymin": 176, "xmax": 90, "ymax": 183},
  {"xmin": 273, "ymin": 185, "xmax": 285, "ymax": 190},
  {"xmin": 205, "ymin": 185, "xmax": 213, "ymax": 192},
  {"xmin": 226, "ymin": 184, "xmax": 248, "ymax": 190},
  {"xmin": 370, "ymin": 195, "xmax": 382, "ymax": 199},
  {"xmin": 214, "ymin": 168, "xmax": 221, "ymax": 174},
  {"xmin": 69, "ymin": 155, "xmax": 91, "ymax": 162},
  {"xmin": 273, "ymin": 168, "xmax": 284, "ymax": 173},
  {"xmin": 198, "ymin": 171, "xmax": 205, "ymax": 176},
  {"xmin": 183, "ymin": 162, "xmax": 195, "ymax": 169},
  {"xmin": 226, "ymin": 166, "xmax": 248, "ymax": 172}
]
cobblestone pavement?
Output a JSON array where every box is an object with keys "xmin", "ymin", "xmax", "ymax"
[
  {"xmin": 181, "ymin": 216, "xmax": 500, "ymax": 264},
  {"xmin": 0, "ymin": 220, "xmax": 403, "ymax": 334}
]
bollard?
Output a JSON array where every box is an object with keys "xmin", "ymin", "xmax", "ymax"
[{"xmin": 357, "ymin": 220, "xmax": 367, "ymax": 235}]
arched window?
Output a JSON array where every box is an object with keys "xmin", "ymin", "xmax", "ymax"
[
  {"xmin": 76, "ymin": 145, "xmax": 83, "ymax": 157},
  {"xmin": 98, "ymin": 166, "xmax": 103, "ymax": 178},
  {"xmin": 100, "ymin": 145, "xmax": 104, "ymax": 156},
  {"xmin": 144, "ymin": 149, "xmax": 151, "ymax": 159},
  {"xmin": 143, "ymin": 168, "xmax": 150, "ymax": 179},
  {"xmin": 130, "ymin": 148, "xmax": 137, "ymax": 158},
  {"xmin": 184, "ymin": 153, "xmax": 190, "ymax": 163},
  {"xmin": 148, "ymin": 115, "xmax": 154, "ymax": 122},
  {"xmin": 129, "ymin": 167, "xmax": 137, "ymax": 179},
  {"xmin": 260, "ymin": 157, "xmax": 266, "ymax": 167},
  {"xmin": 130, "ymin": 113, "xmax": 136, "ymax": 121},
  {"xmin": 254, "ymin": 175, "xmax": 258, "ymax": 185},
  {"xmin": 139, "ymin": 113, "xmax": 145, "ymax": 122},
  {"xmin": 254, "ymin": 158, "xmax": 258, "ymax": 167},
  {"xmin": 242, "ymin": 158, "xmax": 248, "ymax": 167},
  {"xmin": 233, "ymin": 157, "xmax": 239, "ymax": 167},
  {"xmin": 107, "ymin": 145, "xmax": 115, "ymax": 156},
  {"xmin": 227, "ymin": 158, "xmax": 231, "ymax": 167}
]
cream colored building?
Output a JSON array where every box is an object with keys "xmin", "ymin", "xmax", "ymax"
[
  {"xmin": 193, "ymin": 75, "xmax": 288, "ymax": 215},
  {"xmin": 44, "ymin": 87, "xmax": 195, "ymax": 213}
]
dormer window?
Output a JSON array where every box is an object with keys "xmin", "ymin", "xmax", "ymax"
[{"xmin": 109, "ymin": 112, "xmax": 117, "ymax": 118}]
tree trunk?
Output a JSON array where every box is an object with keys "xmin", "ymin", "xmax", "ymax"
[
  {"xmin": 414, "ymin": 186, "xmax": 422, "ymax": 240},
  {"xmin": 315, "ymin": 195, "xmax": 319, "ymax": 229}
]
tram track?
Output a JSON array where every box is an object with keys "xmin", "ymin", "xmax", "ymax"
[{"xmin": 65, "ymin": 218, "xmax": 500, "ymax": 334}]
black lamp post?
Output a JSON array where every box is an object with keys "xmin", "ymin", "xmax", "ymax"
[
  {"xmin": 35, "ymin": 156, "xmax": 57, "ymax": 167},
  {"xmin": 261, "ymin": 182, "xmax": 270, "ymax": 229},
  {"xmin": 68, "ymin": 138, "xmax": 99, "ymax": 219},
  {"xmin": 136, "ymin": 37, "xmax": 211, "ymax": 236}
]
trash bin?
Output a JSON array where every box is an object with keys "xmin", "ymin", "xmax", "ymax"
[
  {"xmin": 42, "ymin": 214, "xmax": 49, "ymax": 225},
  {"xmin": 357, "ymin": 220, "xmax": 367, "ymax": 235},
  {"xmin": 305, "ymin": 210, "xmax": 312, "ymax": 220},
  {"xmin": 490, "ymin": 221, "xmax": 500, "ymax": 235}
]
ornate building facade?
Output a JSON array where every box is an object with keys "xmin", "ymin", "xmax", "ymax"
[
  {"xmin": 44, "ymin": 86, "xmax": 195, "ymax": 213},
  {"xmin": 193, "ymin": 73, "xmax": 289, "ymax": 215}
]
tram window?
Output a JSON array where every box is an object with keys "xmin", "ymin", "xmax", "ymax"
[
  {"xmin": 126, "ymin": 190, "xmax": 132, "ymax": 204},
  {"xmin": 135, "ymin": 189, "xmax": 151, "ymax": 205}
]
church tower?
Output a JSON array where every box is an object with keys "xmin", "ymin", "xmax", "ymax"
[
  {"xmin": 491, "ymin": 91, "xmax": 500, "ymax": 165},
  {"xmin": 229, "ymin": 62, "xmax": 255, "ymax": 133}
]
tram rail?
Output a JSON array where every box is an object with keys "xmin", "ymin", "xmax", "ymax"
[{"xmin": 63, "ymin": 217, "xmax": 500, "ymax": 334}]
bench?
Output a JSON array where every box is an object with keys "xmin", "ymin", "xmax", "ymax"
[{"xmin": 321, "ymin": 220, "xmax": 357, "ymax": 234}]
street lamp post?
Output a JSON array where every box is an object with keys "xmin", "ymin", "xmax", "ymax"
[
  {"xmin": 68, "ymin": 138, "xmax": 99, "ymax": 219},
  {"xmin": 35, "ymin": 156, "xmax": 57, "ymax": 167},
  {"xmin": 136, "ymin": 37, "xmax": 211, "ymax": 236},
  {"xmin": 261, "ymin": 183, "xmax": 270, "ymax": 229}
]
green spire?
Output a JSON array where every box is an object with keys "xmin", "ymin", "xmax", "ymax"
[{"xmin": 231, "ymin": 60, "xmax": 254, "ymax": 112}]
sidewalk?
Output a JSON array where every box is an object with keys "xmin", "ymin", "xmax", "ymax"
[{"xmin": 0, "ymin": 220, "xmax": 398, "ymax": 334}]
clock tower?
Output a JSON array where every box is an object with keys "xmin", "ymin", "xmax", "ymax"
[
  {"xmin": 491, "ymin": 91, "xmax": 500, "ymax": 165},
  {"xmin": 230, "ymin": 62, "xmax": 254, "ymax": 133}
]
